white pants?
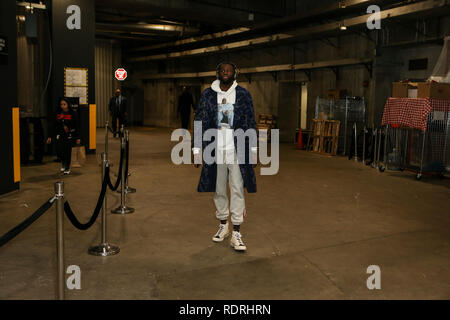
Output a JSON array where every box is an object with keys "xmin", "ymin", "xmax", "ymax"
[{"xmin": 214, "ymin": 150, "xmax": 245, "ymax": 225}]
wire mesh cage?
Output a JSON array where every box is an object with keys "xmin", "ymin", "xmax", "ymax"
[
  {"xmin": 315, "ymin": 96, "xmax": 366, "ymax": 155},
  {"xmin": 384, "ymin": 111, "xmax": 450, "ymax": 179}
]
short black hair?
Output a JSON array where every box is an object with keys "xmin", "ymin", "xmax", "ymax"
[{"xmin": 216, "ymin": 61, "xmax": 237, "ymax": 72}]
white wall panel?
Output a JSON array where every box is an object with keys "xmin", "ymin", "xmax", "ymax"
[{"xmin": 95, "ymin": 40, "xmax": 121, "ymax": 127}]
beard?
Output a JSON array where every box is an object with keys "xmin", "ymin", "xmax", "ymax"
[{"xmin": 219, "ymin": 74, "xmax": 234, "ymax": 85}]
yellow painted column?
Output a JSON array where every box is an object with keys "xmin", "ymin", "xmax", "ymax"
[
  {"xmin": 89, "ymin": 104, "xmax": 96, "ymax": 150},
  {"xmin": 12, "ymin": 107, "xmax": 21, "ymax": 183}
]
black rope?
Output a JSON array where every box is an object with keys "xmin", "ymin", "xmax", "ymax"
[
  {"xmin": 63, "ymin": 166, "xmax": 109, "ymax": 230},
  {"xmin": 0, "ymin": 198, "xmax": 55, "ymax": 247},
  {"xmin": 107, "ymin": 143, "xmax": 124, "ymax": 191}
]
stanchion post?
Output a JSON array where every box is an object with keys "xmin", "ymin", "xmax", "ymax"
[
  {"xmin": 102, "ymin": 154, "xmax": 107, "ymax": 244},
  {"xmin": 89, "ymin": 153, "xmax": 120, "ymax": 256},
  {"xmin": 354, "ymin": 122, "xmax": 358, "ymax": 162},
  {"xmin": 54, "ymin": 181, "xmax": 65, "ymax": 300},
  {"xmin": 103, "ymin": 121, "xmax": 113, "ymax": 168},
  {"xmin": 112, "ymin": 136, "xmax": 135, "ymax": 214},
  {"xmin": 123, "ymin": 130, "xmax": 136, "ymax": 194},
  {"xmin": 105, "ymin": 121, "xmax": 109, "ymax": 156},
  {"xmin": 362, "ymin": 126, "xmax": 366, "ymax": 164},
  {"xmin": 377, "ymin": 127, "xmax": 382, "ymax": 168},
  {"xmin": 372, "ymin": 128, "xmax": 378, "ymax": 168}
]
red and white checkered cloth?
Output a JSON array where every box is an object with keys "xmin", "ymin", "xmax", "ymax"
[{"xmin": 382, "ymin": 98, "xmax": 450, "ymax": 131}]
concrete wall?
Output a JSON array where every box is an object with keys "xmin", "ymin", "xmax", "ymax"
[
  {"xmin": 143, "ymin": 80, "xmax": 178, "ymax": 128},
  {"xmin": 95, "ymin": 39, "xmax": 121, "ymax": 127},
  {"xmin": 129, "ymin": 16, "xmax": 449, "ymax": 130}
]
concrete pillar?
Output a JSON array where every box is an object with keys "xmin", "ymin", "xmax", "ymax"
[
  {"xmin": 49, "ymin": 0, "xmax": 96, "ymax": 152},
  {"xmin": 0, "ymin": 0, "xmax": 19, "ymax": 195}
]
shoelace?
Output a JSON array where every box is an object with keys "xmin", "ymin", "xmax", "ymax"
[
  {"xmin": 216, "ymin": 224, "xmax": 226, "ymax": 236},
  {"xmin": 234, "ymin": 232, "xmax": 244, "ymax": 246}
]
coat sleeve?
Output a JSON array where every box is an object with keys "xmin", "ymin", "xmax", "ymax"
[{"xmin": 193, "ymin": 91, "xmax": 208, "ymax": 150}]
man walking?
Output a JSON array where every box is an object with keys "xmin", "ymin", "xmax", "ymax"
[
  {"xmin": 108, "ymin": 88, "xmax": 127, "ymax": 137},
  {"xmin": 193, "ymin": 62, "xmax": 257, "ymax": 252},
  {"xmin": 178, "ymin": 86, "xmax": 195, "ymax": 133}
]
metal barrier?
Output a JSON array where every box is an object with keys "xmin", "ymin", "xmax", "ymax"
[
  {"xmin": 117, "ymin": 130, "xmax": 136, "ymax": 194},
  {"xmin": 88, "ymin": 153, "xmax": 120, "ymax": 256},
  {"xmin": 54, "ymin": 181, "xmax": 65, "ymax": 300},
  {"xmin": 1, "ymin": 120, "xmax": 134, "ymax": 299},
  {"xmin": 384, "ymin": 112, "xmax": 450, "ymax": 179},
  {"xmin": 315, "ymin": 96, "xmax": 366, "ymax": 156},
  {"xmin": 111, "ymin": 133, "xmax": 135, "ymax": 214}
]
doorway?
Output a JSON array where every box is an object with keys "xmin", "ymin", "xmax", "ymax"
[
  {"xmin": 176, "ymin": 85, "xmax": 201, "ymax": 130},
  {"xmin": 278, "ymin": 82, "xmax": 301, "ymax": 143}
]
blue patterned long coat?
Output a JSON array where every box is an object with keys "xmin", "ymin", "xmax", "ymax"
[{"xmin": 194, "ymin": 86, "xmax": 257, "ymax": 193}]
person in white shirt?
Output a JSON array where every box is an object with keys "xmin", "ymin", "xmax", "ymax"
[{"xmin": 193, "ymin": 62, "xmax": 257, "ymax": 252}]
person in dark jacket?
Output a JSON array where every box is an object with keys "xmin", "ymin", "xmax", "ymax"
[
  {"xmin": 178, "ymin": 86, "xmax": 195, "ymax": 132},
  {"xmin": 192, "ymin": 62, "xmax": 257, "ymax": 252},
  {"xmin": 108, "ymin": 88, "xmax": 127, "ymax": 138},
  {"xmin": 46, "ymin": 98, "xmax": 80, "ymax": 175}
]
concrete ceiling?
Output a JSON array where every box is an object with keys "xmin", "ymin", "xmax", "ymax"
[
  {"xmin": 95, "ymin": 0, "xmax": 290, "ymax": 44},
  {"xmin": 95, "ymin": 0, "xmax": 450, "ymax": 56}
]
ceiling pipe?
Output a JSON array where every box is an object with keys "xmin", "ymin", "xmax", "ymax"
[
  {"xmin": 126, "ymin": 0, "xmax": 402, "ymax": 53},
  {"xmin": 127, "ymin": 0, "xmax": 450, "ymax": 62},
  {"xmin": 96, "ymin": 22, "xmax": 199, "ymax": 35}
]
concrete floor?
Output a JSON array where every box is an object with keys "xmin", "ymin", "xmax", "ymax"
[{"xmin": 0, "ymin": 127, "xmax": 449, "ymax": 300}]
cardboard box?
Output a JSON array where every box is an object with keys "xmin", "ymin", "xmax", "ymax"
[
  {"xmin": 392, "ymin": 82, "xmax": 407, "ymax": 97},
  {"xmin": 417, "ymin": 82, "xmax": 450, "ymax": 100},
  {"xmin": 392, "ymin": 82, "xmax": 419, "ymax": 98}
]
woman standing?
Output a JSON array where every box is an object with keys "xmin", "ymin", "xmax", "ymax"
[{"xmin": 46, "ymin": 98, "xmax": 80, "ymax": 175}]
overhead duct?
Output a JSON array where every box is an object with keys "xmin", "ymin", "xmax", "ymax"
[
  {"xmin": 96, "ymin": 22, "xmax": 199, "ymax": 36},
  {"xmin": 126, "ymin": 0, "xmax": 402, "ymax": 53},
  {"xmin": 135, "ymin": 57, "xmax": 373, "ymax": 80},
  {"xmin": 127, "ymin": 0, "xmax": 450, "ymax": 62}
]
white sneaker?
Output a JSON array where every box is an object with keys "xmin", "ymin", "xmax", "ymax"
[
  {"xmin": 63, "ymin": 169, "xmax": 71, "ymax": 175},
  {"xmin": 60, "ymin": 167, "xmax": 65, "ymax": 172},
  {"xmin": 230, "ymin": 231, "xmax": 247, "ymax": 251},
  {"xmin": 212, "ymin": 223, "xmax": 229, "ymax": 242}
]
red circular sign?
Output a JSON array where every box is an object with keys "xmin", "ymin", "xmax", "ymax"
[{"xmin": 115, "ymin": 68, "xmax": 127, "ymax": 81}]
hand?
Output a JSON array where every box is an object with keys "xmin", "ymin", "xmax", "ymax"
[
  {"xmin": 46, "ymin": 137, "xmax": 52, "ymax": 144},
  {"xmin": 193, "ymin": 153, "xmax": 202, "ymax": 168},
  {"xmin": 76, "ymin": 139, "xmax": 81, "ymax": 145},
  {"xmin": 64, "ymin": 125, "xmax": 69, "ymax": 133}
]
